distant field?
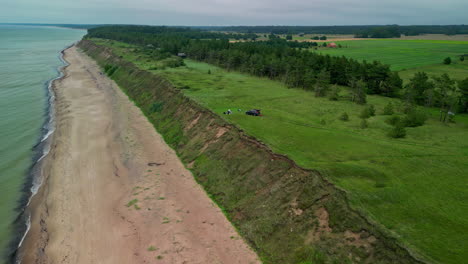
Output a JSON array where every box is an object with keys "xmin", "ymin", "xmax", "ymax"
[
  {"xmin": 400, "ymin": 34, "xmax": 468, "ymax": 41},
  {"xmin": 93, "ymin": 39, "xmax": 468, "ymax": 264},
  {"xmin": 316, "ymin": 39, "xmax": 468, "ymax": 79}
]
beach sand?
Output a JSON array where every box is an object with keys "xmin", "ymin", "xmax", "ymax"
[{"xmin": 20, "ymin": 46, "xmax": 260, "ymax": 264}]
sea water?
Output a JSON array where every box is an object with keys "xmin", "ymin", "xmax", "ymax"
[{"xmin": 0, "ymin": 25, "xmax": 85, "ymax": 262}]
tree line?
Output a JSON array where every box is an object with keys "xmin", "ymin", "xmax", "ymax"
[
  {"xmin": 404, "ymin": 72, "xmax": 468, "ymax": 121},
  {"xmin": 203, "ymin": 25, "xmax": 468, "ymax": 37},
  {"xmin": 354, "ymin": 25, "xmax": 401, "ymax": 38}
]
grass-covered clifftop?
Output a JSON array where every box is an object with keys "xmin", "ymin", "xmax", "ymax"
[
  {"xmin": 78, "ymin": 39, "xmax": 424, "ymax": 264},
  {"xmin": 85, "ymin": 37, "xmax": 468, "ymax": 264}
]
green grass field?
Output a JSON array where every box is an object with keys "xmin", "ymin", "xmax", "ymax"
[
  {"xmin": 93, "ymin": 39, "xmax": 468, "ymax": 264},
  {"xmin": 316, "ymin": 39, "xmax": 468, "ymax": 82}
]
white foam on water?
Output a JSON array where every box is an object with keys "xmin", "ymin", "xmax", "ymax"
[
  {"xmin": 17, "ymin": 45, "xmax": 75, "ymax": 264},
  {"xmin": 17, "ymin": 213, "xmax": 30, "ymax": 249}
]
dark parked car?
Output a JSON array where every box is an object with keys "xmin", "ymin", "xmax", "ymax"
[{"xmin": 246, "ymin": 109, "xmax": 261, "ymax": 116}]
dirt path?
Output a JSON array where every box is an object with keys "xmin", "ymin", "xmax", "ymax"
[{"xmin": 20, "ymin": 46, "xmax": 260, "ymax": 264}]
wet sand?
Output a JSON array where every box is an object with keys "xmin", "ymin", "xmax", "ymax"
[{"xmin": 20, "ymin": 46, "xmax": 260, "ymax": 264}]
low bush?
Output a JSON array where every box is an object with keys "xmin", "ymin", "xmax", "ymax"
[
  {"xmin": 382, "ymin": 102, "xmax": 394, "ymax": 115},
  {"xmin": 444, "ymin": 57, "xmax": 452, "ymax": 65},
  {"xmin": 360, "ymin": 105, "xmax": 375, "ymax": 119},
  {"xmin": 339, "ymin": 112, "xmax": 349, "ymax": 121},
  {"xmin": 402, "ymin": 110, "xmax": 427, "ymax": 127},
  {"xmin": 360, "ymin": 118, "xmax": 368, "ymax": 129},
  {"xmin": 388, "ymin": 124, "xmax": 406, "ymax": 138},
  {"xmin": 385, "ymin": 115, "xmax": 401, "ymax": 126},
  {"xmin": 368, "ymin": 105, "xmax": 376, "ymax": 116},
  {"xmin": 328, "ymin": 86, "xmax": 340, "ymax": 101},
  {"xmin": 104, "ymin": 64, "xmax": 119, "ymax": 76},
  {"xmin": 150, "ymin": 102, "xmax": 164, "ymax": 113},
  {"xmin": 161, "ymin": 57, "xmax": 185, "ymax": 68}
]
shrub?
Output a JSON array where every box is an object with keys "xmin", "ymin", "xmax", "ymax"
[
  {"xmin": 153, "ymin": 51, "xmax": 171, "ymax": 60},
  {"xmin": 150, "ymin": 102, "xmax": 164, "ymax": 113},
  {"xmin": 339, "ymin": 112, "xmax": 349, "ymax": 121},
  {"xmin": 460, "ymin": 56, "xmax": 465, "ymax": 62},
  {"xmin": 368, "ymin": 104, "xmax": 376, "ymax": 116},
  {"xmin": 402, "ymin": 103, "xmax": 415, "ymax": 114},
  {"xmin": 360, "ymin": 105, "xmax": 375, "ymax": 119},
  {"xmin": 147, "ymin": 246, "xmax": 157, "ymax": 251},
  {"xmin": 402, "ymin": 110, "xmax": 427, "ymax": 127},
  {"xmin": 293, "ymin": 246, "xmax": 327, "ymax": 264},
  {"xmin": 385, "ymin": 115, "xmax": 401, "ymax": 126},
  {"xmin": 360, "ymin": 108, "xmax": 371, "ymax": 119},
  {"xmin": 104, "ymin": 64, "xmax": 119, "ymax": 76},
  {"xmin": 107, "ymin": 66, "xmax": 119, "ymax": 76},
  {"xmin": 388, "ymin": 124, "xmax": 406, "ymax": 138},
  {"xmin": 328, "ymin": 86, "xmax": 340, "ymax": 101},
  {"xmin": 375, "ymin": 182, "xmax": 386, "ymax": 188},
  {"xmin": 104, "ymin": 64, "xmax": 112, "ymax": 72},
  {"xmin": 444, "ymin": 57, "xmax": 452, "ymax": 65},
  {"xmin": 382, "ymin": 102, "xmax": 394, "ymax": 115},
  {"xmin": 356, "ymin": 93, "xmax": 367, "ymax": 104},
  {"xmin": 360, "ymin": 119, "xmax": 368, "ymax": 129},
  {"xmin": 162, "ymin": 57, "xmax": 185, "ymax": 68}
]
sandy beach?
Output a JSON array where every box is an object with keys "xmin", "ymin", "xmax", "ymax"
[{"xmin": 19, "ymin": 46, "xmax": 260, "ymax": 264}]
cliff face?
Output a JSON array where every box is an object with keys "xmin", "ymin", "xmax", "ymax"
[{"xmin": 78, "ymin": 40, "xmax": 423, "ymax": 264}]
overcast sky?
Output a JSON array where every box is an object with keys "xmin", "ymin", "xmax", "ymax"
[{"xmin": 1, "ymin": 0, "xmax": 467, "ymax": 26}]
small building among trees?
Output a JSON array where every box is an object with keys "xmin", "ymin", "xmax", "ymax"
[
  {"xmin": 327, "ymin": 42, "xmax": 337, "ymax": 48},
  {"xmin": 177, "ymin": 53, "xmax": 187, "ymax": 58}
]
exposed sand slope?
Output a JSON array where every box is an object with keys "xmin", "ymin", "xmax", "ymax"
[{"xmin": 20, "ymin": 46, "xmax": 260, "ymax": 264}]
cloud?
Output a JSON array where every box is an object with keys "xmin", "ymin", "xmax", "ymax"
[{"xmin": 0, "ymin": 0, "xmax": 467, "ymax": 25}]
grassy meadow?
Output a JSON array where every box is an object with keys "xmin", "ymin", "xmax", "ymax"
[
  {"xmin": 92, "ymin": 39, "xmax": 468, "ymax": 264},
  {"xmin": 316, "ymin": 39, "xmax": 468, "ymax": 81}
]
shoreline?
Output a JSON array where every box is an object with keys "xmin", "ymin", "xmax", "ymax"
[
  {"xmin": 8, "ymin": 45, "xmax": 73, "ymax": 264},
  {"xmin": 16, "ymin": 45, "xmax": 260, "ymax": 264}
]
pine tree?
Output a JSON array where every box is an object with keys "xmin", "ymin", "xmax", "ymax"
[
  {"xmin": 314, "ymin": 70, "xmax": 330, "ymax": 97},
  {"xmin": 404, "ymin": 72, "xmax": 434, "ymax": 105},
  {"xmin": 458, "ymin": 77, "xmax": 468, "ymax": 113},
  {"xmin": 382, "ymin": 102, "xmax": 394, "ymax": 115},
  {"xmin": 328, "ymin": 85, "xmax": 340, "ymax": 101},
  {"xmin": 351, "ymin": 80, "xmax": 367, "ymax": 104},
  {"xmin": 433, "ymin": 73, "xmax": 458, "ymax": 122}
]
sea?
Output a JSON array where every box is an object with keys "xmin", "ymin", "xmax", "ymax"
[{"xmin": 0, "ymin": 25, "xmax": 85, "ymax": 263}]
